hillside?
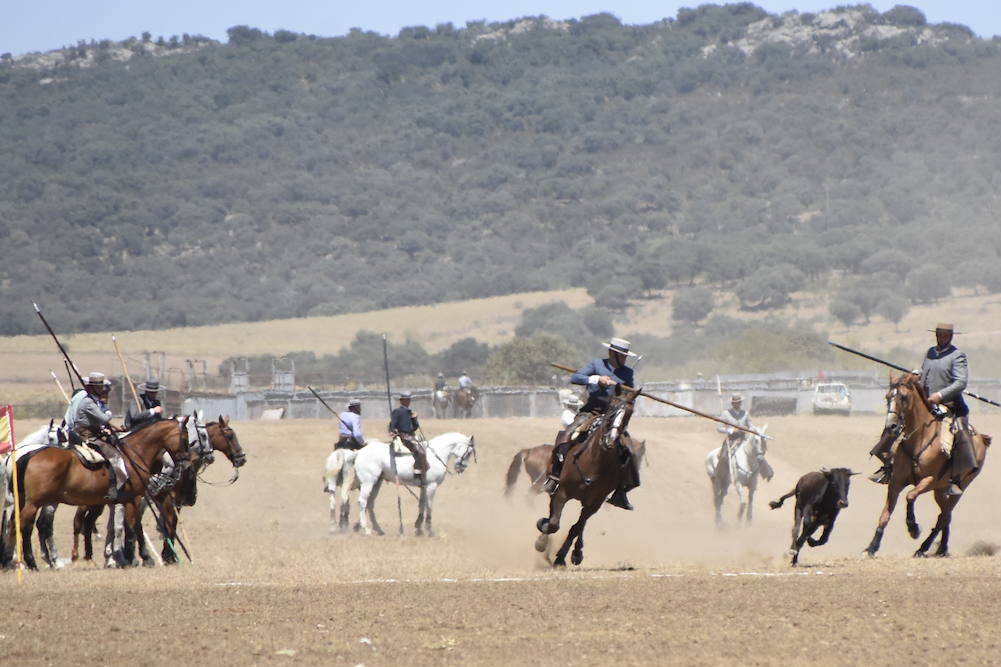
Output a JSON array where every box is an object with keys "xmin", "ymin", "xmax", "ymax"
[{"xmin": 2, "ymin": 4, "xmax": 1001, "ymax": 337}]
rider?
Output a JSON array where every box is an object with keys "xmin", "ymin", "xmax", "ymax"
[
  {"xmin": 336, "ymin": 398, "xmax": 365, "ymax": 450},
  {"xmin": 869, "ymin": 323, "xmax": 977, "ymax": 496},
  {"xmin": 457, "ymin": 370, "xmax": 478, "ymax": 399},
  {"xmin": 559, "ymin": 394, "xmax": 583, "ymax": 429},
  {"xmin": 65, "ymin": 371, "xmax": 125, "ymax": 500},
  {"xmin": 542, "ymin": 337, "xmax": 640, "ymax": 510},
  {"xmin": 433, "ymin": 372, "xmax": 447, "ymax": 392},
  {"xmin": 717, "ymin": 394, "xmax": 753, "ymax": 446},
  {"xmin": 389, "ymin": 391, "xmax": 429, "ymax": 481},
  {"xmin": 124, "ymin": 378, "xmax": 179, "ymax": 496}
]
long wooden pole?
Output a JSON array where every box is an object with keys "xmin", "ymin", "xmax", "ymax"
[
  {"xmin": 4, "ymin": 406, "xmax": 24, "ymax": 579},
  {"xmin": 382, "ymin": 335, "xmax": 405, "ymax": 536},
  {"xmin": 549, "ymin": 362, "xmax": 768, "ymax": 439},
  {"xmin": 112, "ymin": 335, "xmax": 143, "ymax": 412}
]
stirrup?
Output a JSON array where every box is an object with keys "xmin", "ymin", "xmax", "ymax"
[
  {"xmin": 606, "ymin": 489, "xmax": 633, "ymax": 511},
  {"xmin": 868, "ymin": 464, "xmax": 891, "ymax": 484},
  {"xmin": 541, "ymin": 475, "xmax": 560, "ymax": 495}
]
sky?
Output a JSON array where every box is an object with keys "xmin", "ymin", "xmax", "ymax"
[{"xmin": 3, "ymin": 1, "xmax": 999, "ymax": 57}]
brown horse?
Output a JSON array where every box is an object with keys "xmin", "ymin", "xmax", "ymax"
[
  {"xmin": 140, "ymin": 416, "xmax": 246, "ymax": 565},
  {"xmin": 864, "ymin": 372, "xmax": 991, "ymax": 557},
  {"xmin": 534, "ymin": 386, "xmax": 641, "ymax": 567},
  {"xmin": 2, "ymin": 418, "xmax": 190, "ymax": 569},
  {"xmin": 507, "ymin": 440, "xmax": 647, "ymax": 499},
  {"xmin": 505, "ymin": 444, "xmax": 554, "ymax": 497},
  {"xmin": 454, "ymin": 387, "xmax": 477, "ymax": 418}
]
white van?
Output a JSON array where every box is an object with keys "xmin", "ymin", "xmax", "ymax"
[{"xmin": 812, "ymin": 382, "xmax": 852, "ymax": 415}]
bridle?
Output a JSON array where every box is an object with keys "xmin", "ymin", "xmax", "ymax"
[{"xmin": 196, "ymin": 421, "xmax": 244, "ymax": 486}]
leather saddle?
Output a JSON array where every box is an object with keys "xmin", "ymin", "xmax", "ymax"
[{"xmin": 71, "ymin": 443, "xmax": 110, "ymax": 470}]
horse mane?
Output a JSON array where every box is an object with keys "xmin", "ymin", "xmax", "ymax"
[{"xmin": 893, "ymin": 371, "xmax": 934, "ymax": 414}]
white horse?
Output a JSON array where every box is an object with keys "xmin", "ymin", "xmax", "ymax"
[
  {"xmin": 323, "ymin": 447, "xmax": 360, "ymax": 533},
  {"xmin": 352, "ymin": 432, "xmax": 476, "ymax": 537},
  {"xmin": 705, "ymin": 425, "xmax": 773, "ymax": 526},
  {"xmin": 431, "ymin": 389, "xmax": 451, "ymax": 419}
]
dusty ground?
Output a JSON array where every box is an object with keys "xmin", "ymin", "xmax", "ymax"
[{"xmin": 3, "ymin": 413, "xmax": 1001, "ymax": 666}]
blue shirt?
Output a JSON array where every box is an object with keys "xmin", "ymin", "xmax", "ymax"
[
  {"xmin": 570, "ymin": 358, "xmax": 635, "ymax": 405},
  {"xmin": 338, "ymin": 410, "xmax": 364, "ymax": 442}
]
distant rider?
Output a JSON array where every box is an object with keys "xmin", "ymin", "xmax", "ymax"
[
  {"xmin": 336, "ymin": 398, "xmax": 365, "ymax": 450},
  {"xmin": 389, "ymin": 391, "xmax": 429, "ymax": 481}
]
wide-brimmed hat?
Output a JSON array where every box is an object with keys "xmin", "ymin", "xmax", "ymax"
[
  {"xmin": 929, "ymin": 322, "xmax": 961, "ymax": 334},
  {"xmin": 85, "ymin": 371, "xmax": 106, "ymax": 386},
  {"xmin": 564, "ymin": 395, "xmax": 582, "ymax": 407},
  {"xmin": 138, "ymin": 379, "xmax": 160, "ymax": 393},
  {"xmin": 399, "ymin": 391, "xmax": 412, "ymax": 400},
  {"xmin": 602, "ymin": 337, "xmax": 637, "ymax": 358},
  {"xmin": 347, "ymin": 398, "xmax": 361, "ymax": 408},
  {"xmin": 731, "ymin": 394, "xmax": 743, "ymax": 403}
]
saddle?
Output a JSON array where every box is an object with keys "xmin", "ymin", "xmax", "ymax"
[
  {"xmin": 390, "ymin": 435, "xmax": 423, "ymax": 456},
  {"xmin": 72, "ymin": 443, "xmax": 108, "ymax": 470}
]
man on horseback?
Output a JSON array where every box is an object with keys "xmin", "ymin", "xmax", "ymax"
[
  {"xmin": 457, "ymin": 371, "xmax": 478, "ymax": 399},
  {"xmin": 336, "ymin": 398, "xmax": 365, "ymax": 450},
  {"xmin": 542, "ymin": 337, "xmax": 641, "ymax": 510},
  {"xmin": 65, "ymin": 371, "xmax": 125, "ymax": 500},
  {"xmin": 389, "ymin": 391, "xmax": 429, "ymax": 481},
  {"xmin": 434, "ymin": 372, "xmax": 447, "ymax": 392},
  {"xmin": 869, "ymin": 323, "xmax": 978, "ymax": 496},
  {"xmin": 718, "ymin": 394, "xmax": 753, "ymax": 448},
  {"xmin": 124, "ymin": 378, "xmax": 178, "ymax": 496}
]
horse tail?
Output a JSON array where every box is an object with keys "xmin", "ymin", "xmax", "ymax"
[
  {"xmin": 324, "ymin": 450, "xmax": 344, "ymax": 494},
  {"xmin": 769, "ymin": 488, "xmax": 795, "ymax": 510},
  {"xmin": 504, "ymin": 449, "xmax": 527, "ymax": 497}
]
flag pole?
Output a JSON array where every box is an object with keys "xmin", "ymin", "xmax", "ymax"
[{"xmin": 3, "ymin": 406, "xmax": 25, "ymax": 578}]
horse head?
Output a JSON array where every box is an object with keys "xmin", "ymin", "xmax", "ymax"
[
  {"xmin": 453, "ymin": 434, "xmax": 476, "ymax": 474},
  {"xmin": 186, "ymin": 412, "xmax": 215, "ymax": 464},
  {"xmin": 208, "ymin": 415, "xmax": 247, "ymax": 469},
  {"xmin": 882, "ymin": 371, "xmax": 932, "ymax": 443},
  {"xmin": 599, "ymin": 385, "xmax": 640, "ymax": 450}
]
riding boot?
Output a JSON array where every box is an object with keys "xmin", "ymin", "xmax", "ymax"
[
  {"xmin": 106, "ymin": 468, "xmax": 119, "ymax": 501},
  {"xmin": 945, "ymin": 426, "xmax": 977, "ymax": 497},
  {"xmin": 867, "ymin": 439, "xmax": 895, "ymax": 484},
  {"xmin": 542, "ymin": 436, "xmax": 570, "ymax": 495},
  {"xmin": 606, "ymin": 447, "xmax": 638, "ymax": 510}
]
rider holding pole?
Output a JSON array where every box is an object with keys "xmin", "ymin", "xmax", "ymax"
[
  {"xmin": 336, "ymin": 399, "xmax": 365, "ymax": 450},
  {"xmin": 868, "ymin": 323, "xmax": 978, "ymax": 496},
  {"xmin": 65, "ymin": 372, "xmax": 125, "ymax": 500},
  {"xmin": 389, "ymin": 391, "xmax": 429, "ymax": 482},
  {"xmin": 543, "ymin": 337, "xmax": 640, "ymax": 510}
]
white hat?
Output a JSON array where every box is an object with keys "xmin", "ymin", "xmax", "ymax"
[
  {"xmin": 347, "ymin": 398, "xmax": 361, "ymax": 408},
  {"xmin": 602, "ymin": 337, "xmax": 637, "ymax": 358},
  {"xmin": 86, "ymin": 371, "xmax": 106, "ymax": 386}
]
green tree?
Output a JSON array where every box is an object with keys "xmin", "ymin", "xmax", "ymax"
[
  {"xmin": 672, "ymin": 286, "xmax": 715, "ymax": 324},
  {"xmin": 483, "ymin": 335, "xmax": 578, "ymax": 385}
]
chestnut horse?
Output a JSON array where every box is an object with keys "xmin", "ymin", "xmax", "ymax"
[
  {"xmin": 864, "ymin": 372, "xmax": 991, "ymax": 558},
  {"xmin": 2, "ymin": 418, "xmax": 190, "ymax": 569},
  {"xmin": 454, "ymin": 387, "xmax": 477, "ymax": 418},
  {"xmin": 535, "ymin": 386, "xmax": 641, "ymax": 567},
  {"xmin": 138, "ymin": 416, "xmax": 246, "ymax": 565}
]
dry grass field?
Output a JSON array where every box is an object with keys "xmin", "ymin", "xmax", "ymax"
[{"xmin": 3, "ymin": 412, "xmax": 1001, "ymax": 666}]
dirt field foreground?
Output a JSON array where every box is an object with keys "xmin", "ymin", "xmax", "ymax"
[{"xmin": 3, "ymin": 413, "xmax": 1001, "ymax": 666}]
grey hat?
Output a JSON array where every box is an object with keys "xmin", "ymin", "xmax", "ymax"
[
  {"xmin": 399, "ymin": 391, "xmax": 412, "ymax": 400},
  {"xmin": 347, "ymin": 398, "xmax": 361, "ymax": 408},
  {"xmin": 86, "ymin": 371, "xmax": 106, "ymax": 386},
  {"xmin": 138, "ymin": 379, "xmax": 160, "ymax": 393},
  {"xmin": 731, "ymin": 394, "xmax": 743, "ymax": 403}
]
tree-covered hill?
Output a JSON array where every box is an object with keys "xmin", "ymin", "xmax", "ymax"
[{"xmin": 2, "ymin": 3, "xmax": 999, "ymax": 335}]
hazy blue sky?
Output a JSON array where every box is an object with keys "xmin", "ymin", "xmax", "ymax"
[{"xmin": 3, "ymin": 1, "xmax": 999, "ymax": 57}]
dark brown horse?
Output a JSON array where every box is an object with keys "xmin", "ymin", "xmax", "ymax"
[
  {"xmin": 507, "ymin": 440, "xmax": 646, "ymax": 499},
  {"xmin": 534, "ymin": 386, "xmax": 641, "ymax": 567},
  {"xmin": 454, "ymin": 387, "xmax": 477, "ymax": 418},
  {"xmin": 139, "ymin": 416, "xmax": 246, "ymax": 565},
  {"xmin": 864, "ymin": 372, "xmax": 991, "ymax": 557},
  {"xmin": 2, "ymin": 418, "xmax": 190, "ymax": 569}
]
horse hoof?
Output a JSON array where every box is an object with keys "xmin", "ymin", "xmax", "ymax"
[
  {"xmin": 861, "ymin": 549, "xmax": 877, "ymax": 559},
  {"xmin": 553, "ymin": 557, "xmax": 566, "ymax": 568},
  {"xmin": 534, "ymin": 534, "xmax": 548, "ymax": 552},
  {"xmin": 536, "ymin": 518, "xmax": 550, "ymax": 534},
  {"xmin": 571, "ymin": 551, "xmax": 583, "ymax": 566},
  {"xmin": 913, "ymin": 550, "xmax": 928, "ymax": 558},
  {"xmin": 908, "ymin": 525, "xmax": 920, "ymax": 539}
]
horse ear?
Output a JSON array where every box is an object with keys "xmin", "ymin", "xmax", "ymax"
[{"xmin": 819, "ymin": 466, "xmax": 829, "ymax": 474}]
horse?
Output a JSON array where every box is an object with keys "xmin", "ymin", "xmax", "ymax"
[
  {"xmin": 68, "ymin": 415, "xmax": 220, "ymax": 566},
  {"xmin": 864, "ymin": 371, "xmax": 991, "ymax": 558},
  {"xmin": 0, "ymin": 421, "xmax": 69, "ymax": 568},
  {"xmin": 504, "ymin": 444, "xmax": 553, "ymax": 497},
  {"xmin": 432, "ymin": 389, "xmax": 451, "ymax": 419},
  {"xmin": 534, "ymin": 386, "xmax": 641, "ymax": 567},
  {"xmin": 454, "ymin": 387, "xmax": 477, "ymax": 418},
  {"xmin": 1, "ymin": 418, "xmax": 191, "ymax": 570},
  {"xmin": 137, "ymin": 415, "xmax": 246, "ymax": 565},
  {"xmin": 506, "ymin": 440, "xmax": 648, "ymax": 499},
  {"xmin": 323, "ymin": 447, "xmax": 360, "ymax": 532},
  {"xmin": 353, "ymin": 432, "xmax": 476, "ymax": 537},
  {"xmin": 705, "ymin": 425, "xmax": 773, "ymax": 526}
]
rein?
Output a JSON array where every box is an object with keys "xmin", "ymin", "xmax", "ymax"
[{"xmin": 886, "ymin": 380, "xmax": 941, "ymax": 479}]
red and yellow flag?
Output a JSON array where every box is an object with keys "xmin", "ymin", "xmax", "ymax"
[{"xmin": 0, "ymin": 405, "xmax": 13, "ymax": 454}]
